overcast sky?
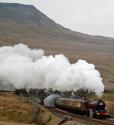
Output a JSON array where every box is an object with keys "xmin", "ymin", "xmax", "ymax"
[{"xmin": 0, "ymin": 0, "xmax": 114, "ymax": 37}]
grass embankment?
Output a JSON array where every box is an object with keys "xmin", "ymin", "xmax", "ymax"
[
  {"xmin": 0, "ymin": 92, "xmax": 60, "ymax": 125},
  {"xmin": 0, "ymin": 92, "xmax": 33, "ymax": 123}
]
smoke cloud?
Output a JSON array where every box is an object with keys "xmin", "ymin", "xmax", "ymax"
[{"xmin": 0, "ymin": 44, "xmax": 104, "ymax": 97}]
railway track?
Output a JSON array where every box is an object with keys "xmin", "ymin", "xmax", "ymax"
[{"xmin": 48, "ymin": 107, "xmax": 114, "ymax": 125}]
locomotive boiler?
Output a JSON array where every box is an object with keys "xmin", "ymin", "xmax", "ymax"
[{"xmin": 55, "ymin": 98, "xmax": 108, "ymax": 118}]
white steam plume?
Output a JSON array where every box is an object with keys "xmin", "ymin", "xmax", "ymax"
[{"xmin": 0, "ymin": 43, "xmax": 104, "ymax": 97}]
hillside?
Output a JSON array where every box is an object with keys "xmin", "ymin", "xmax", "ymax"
[
  {"xmin": 0, "ymin": 92, "xmax": 60, "ymax": 125},
  {"xmin": 0, "ymin": 3, "xmax": 114, "ymax": 89}
]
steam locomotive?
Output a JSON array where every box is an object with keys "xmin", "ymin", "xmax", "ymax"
[{"xmin": 55, "ymin": 98, "xmax": 109, "ymax": 118}]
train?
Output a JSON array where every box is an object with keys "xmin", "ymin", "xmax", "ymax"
[
  {"xmin": 55, "ymin": 97, "xmax": 109, "ymax": 118},
  {"xmin": 14, "ymin": 89, "xmax": 109, "ymax": 118}
]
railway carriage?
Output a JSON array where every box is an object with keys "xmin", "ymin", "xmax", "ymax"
[{"xmin": 56, "ymin": 98, "xmax": 82, "ymax": 110}]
